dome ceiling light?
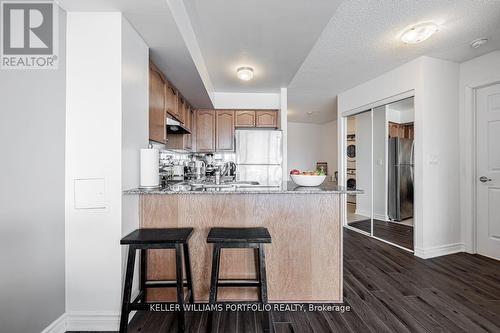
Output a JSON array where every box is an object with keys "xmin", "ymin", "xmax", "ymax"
[
  {"xmin": 400, "ymin": 22, "xmax": 438, "ymax": 44},
  {"xmin": 237, "ymin": 67, "xmax": 254, "ymax": 81}
]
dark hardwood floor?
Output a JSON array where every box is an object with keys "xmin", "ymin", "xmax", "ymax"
[
  {"xmin": 69, "ymin": 228, "xmax": 500, "ymax": 333},
  {"xmin": 348, "ymin": 219, "xmax": 414, "ymax": 250}
]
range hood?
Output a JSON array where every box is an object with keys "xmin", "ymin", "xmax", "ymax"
[{"xmin": 166, "ymin": 117, "xmax": 191, "ymax": 134}]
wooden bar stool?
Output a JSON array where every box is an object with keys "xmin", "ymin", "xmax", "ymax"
[
  {"xmin": 207, "ymin": 227, "xmax": 272, "ymax": 332},
  {"xmin": 119, "ymin": 228, "xmax": 194, "ymax": 333}
]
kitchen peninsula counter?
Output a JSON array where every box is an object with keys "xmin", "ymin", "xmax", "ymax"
[
  {"xmin": 124, "ymin": 181, "xmax": 360, "ymax": 195},
  {"xmin": 124, "ymin": 182, "xmax": 360, "ymax": 303}
]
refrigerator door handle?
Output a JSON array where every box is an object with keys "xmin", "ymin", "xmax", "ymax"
[{"xmin": 410, "ymin": 141, "xmax": 414, "ymax": 182}]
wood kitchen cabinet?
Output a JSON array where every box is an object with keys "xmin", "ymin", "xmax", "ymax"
[
  {"xmin": 165, "ymin": 84, "xmax": 180, "ymax": 122},
  {"xmin": 216, "ymin": 110, "xmax": 235, "ymax": 151},
  {"xmin": 149, "ymin": 63, "xmax": 167, "ymax": 144},
  {"xmin": 166, "ymin": 108, "xmax": 194, "ymax": 151},
  {"xmin": 193, "ymin": 108, "xmax": 279, "ymax": 152},
  {"xmin": 185, "ymin": 107, "xmax": 193, "ymax": 150},
  {"xmin": 196, "ymin": 109, "xmax": 216, "ymax": 152},
  {"xmin": 256, "ymin": 110, "xmax": 278, "ymax": 128},
  {"xmin": 176, "ymin": 96, "xmax": 186, "ymax": 124},
  {"xmin": 389, "ymin": 122, "xmax": 414, "ymax": 139},
  {"xmin": 235, "ymin": 110, "xmax": 256, "ymax": 127}
]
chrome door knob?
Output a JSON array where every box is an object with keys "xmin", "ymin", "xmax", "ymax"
[{"xmin": 479, "ymin": 176, "xmax": 492, "ymax": 183}]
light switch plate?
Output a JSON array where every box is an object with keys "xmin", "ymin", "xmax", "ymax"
[
  {"xmin": 74, "ymin": 178, "xmax": 105, "ymax": 209},
  {"xmin": 427, "ymin": 154, "xmax": 439, "ymax": 165}
]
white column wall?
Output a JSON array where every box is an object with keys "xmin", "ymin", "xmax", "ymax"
[
  {"xmin": 337, "ymin": 56, "xmax": 461, "ymax": 258},
  {"xmin": 66, "ymin": 12, "xmax": 123, "ymax": 315},
  {"xmin": 121, "ymin": 16, "xmax": 150, "ymax": 318}
]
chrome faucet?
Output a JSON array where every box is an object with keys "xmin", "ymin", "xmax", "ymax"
[{"xmin": 215, "ymin": 169, "xmax": 221, "ymax": 185}]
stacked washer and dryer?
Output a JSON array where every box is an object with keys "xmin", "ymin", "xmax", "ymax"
[{"xmin": 346, "ymin": 133, "xmax": 356, "ymax": 204}]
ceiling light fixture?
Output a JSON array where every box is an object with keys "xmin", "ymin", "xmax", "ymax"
[
  {"xmin": 237, "ymin": 67, "xmax": 254, "ymax": 81},
  {"xmin": 470, "ymin": 38, "xmax": 488, "ymax": 49},
  {"xmin": 400, "ymin": 22, "xmax": 438, "ymax": 44}
]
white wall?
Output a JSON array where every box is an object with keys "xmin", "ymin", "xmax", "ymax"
[
  {"xmin": 320, "ymin": 120, "xmax": 338, "ymax": 177},
  {"xmin": 121, "ymin": 16, "xmax": 150, "ymax": 314},
  {"xmin": 65, "ymin": 13, "xmax": 150, "ymax": 330},
  {"xmin": 287, "ymin": 120, "xmax": 338, "ymax": 178},
  {"xmin": 66, "ymin": 12, "xmax": 123, "ymax": 329},
  {"xmin": 459, "ymin": 51, "xmax": 500, "ymax": 253},
  {"xmin": 287, "ymin": 122, "xmax": 323, "ymax": 172},
  {"xmin": 0, "ymin": 8, "xmax": 66, "ymax": 333},
  {"xmin": 338, "ymin": 56, "xmax": 460, "ymax": 258},
  {"xmin": 213, "ymin": 92, "xmax": 281, "ymax": 109}
]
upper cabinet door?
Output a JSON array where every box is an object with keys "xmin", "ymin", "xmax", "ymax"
[
  {"xmin": 216, "ymin": 110, "xmax": 235, "ymax": 152},
  {"xmin": 177, "ymin": 97, "xmax": 186, "ymax": 124},
  {"xmin": 196, "ymin": 110, "xmax": 216, "ymax": 152},
  {"xmin": 149, "ymin": 66, "xmax": 167, "ymax": 144},
  {"xmin": 256, "ymin": 110, "xmax": 278, "ymax": 128},
  {"xmin": 185, "ymin": 107, "xmax": 193, "ymax": 151},
  {"xmin": 166, "ymin": 85, "xmax": 179, "ymax": 121},
  {"xmin": 235, "ymin": 110, "xmax": 256, "ymax": 127}
]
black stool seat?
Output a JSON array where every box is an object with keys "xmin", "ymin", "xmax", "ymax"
[
  {"xmin": 119, "ymin": 228, "xmax": 194, "ymax": 333},
  {"xmin": 207, "ymin": 227, "xmax": 271, "ymax": 243},
  {"xmin": 121, "ymin": 228, "xmax": 193, "ymax": 245},
  {"xmin": 207, "ymin": 227, "xmax": 272, "ymax": 332}
]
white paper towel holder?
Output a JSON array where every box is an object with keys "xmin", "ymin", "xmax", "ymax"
[{"xmin": 139, "ymin": 145, "xmax": 161, "ymax": 190}]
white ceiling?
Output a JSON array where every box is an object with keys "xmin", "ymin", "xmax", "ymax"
[
  {"xmin": 288, "ymin": 0, "xmax": 500, "ymax": 123},
  {"xmin": 182, "ymin": 0, "xmax": 343, "ymax": 93},
  {"xmin": 58, "ymin": 0, "xmax": 500, "ymax": 122},
  {"xmin": 57, "ymin": 0, "xmax": 213, "ymax": 108}
]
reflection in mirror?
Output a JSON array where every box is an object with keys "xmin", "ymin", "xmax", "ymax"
[
  {"xmin": 346, "ymin": 110, "xmax": 372, "ymax": 234},
  {"xmin": 373, "ymin": 97, "xmax": 414, "ymax": 250}
]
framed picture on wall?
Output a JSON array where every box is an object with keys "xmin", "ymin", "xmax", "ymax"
[{"xmin": 316, "ymin": 162, "xmax": 328, "ymax": 175}]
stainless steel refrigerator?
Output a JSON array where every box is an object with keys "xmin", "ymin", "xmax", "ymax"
[
  {"xmin": 235, "ymin": 130, "xmax": 283, "ymax": 186},
  {"xmin": 388, "ymin": 138, "xmax": 414, "ymax": 221}
]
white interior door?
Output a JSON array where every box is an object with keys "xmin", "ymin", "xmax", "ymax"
[{"xmin": 476, "ymin": 83, "xmax": 500, "ymax": 260}]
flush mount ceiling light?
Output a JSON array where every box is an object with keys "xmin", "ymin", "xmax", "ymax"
[
  {"xmin": 400, "ymin": 22, "xmax": 438, "ymax": 44},
  {"xmin": 237, "ymin": 67, "xmax": 254, "ymax": 81},
  {"xmin": 471, "ymin": 38, "xmax": 488, "ymax": 49}
]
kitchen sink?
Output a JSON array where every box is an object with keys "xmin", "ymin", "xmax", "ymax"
[
  {"xmin": 188, "ymin": 180, "xmax": 260, "ymax": 189},
  {"xmin": 226, "ymin": 181, "xmax": 260, "ymax": 186}
]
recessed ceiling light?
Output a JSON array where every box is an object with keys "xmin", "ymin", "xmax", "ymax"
[
  {"xmin": 307, "ymin": 111, "xmax": 314, "ymax": 115},
  {"xmin": 400, "ymin": 22, "xmax": 438, "ymax": 44},
  {"xmin": 470, "ymin": 38, "xmax": 488, "ymax": 49},
  {"xmin": 237, "ymin": 67, "xmax": 254, "ymax": 81}
]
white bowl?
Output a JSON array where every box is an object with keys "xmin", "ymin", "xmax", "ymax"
[{"xmin": 290, "ymin": 174, "xmax": 326, "ymax": 187}]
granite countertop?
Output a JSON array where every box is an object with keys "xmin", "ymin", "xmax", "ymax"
[{"xmin": 123, "ymin": 181, "xmax": 363, "ymax": 195}]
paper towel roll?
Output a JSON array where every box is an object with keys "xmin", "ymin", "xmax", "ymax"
[{"xmin": 140, "ymin": 148, "xmax": 159, "ymax": 187}]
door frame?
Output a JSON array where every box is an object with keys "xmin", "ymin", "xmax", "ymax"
[
  {"xmin": 339, "ymin": 90, "xmax": 416, "ymax": 253},
  {"xmin": 462, "ymin": 79, "xmax": 500, "ymax": 254}
]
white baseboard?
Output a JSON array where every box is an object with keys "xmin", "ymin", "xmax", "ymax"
[
  {"xmin": 41, "ymin": 311, "xmax": 121, "ymax": 332},
  {"xmin": 65, "ymin": 311, "xmax": 121, "ymax": 332},
  {"xmin": 41, "ymin": 313, "xmax": 67, "ymax": 333},
  {"xmin": 414, "ymin": 243, "xmax": 464, "ymax": 259}
]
